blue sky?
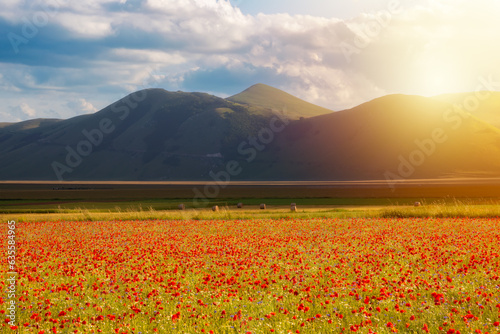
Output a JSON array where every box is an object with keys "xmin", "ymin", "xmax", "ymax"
[
  {"xmin": 0, "ymin": 0, "xmax": 499, "ymax": 122},
  {"xmin": 232, "ymin": 0, "xmax": 393, "ymax": 19}
]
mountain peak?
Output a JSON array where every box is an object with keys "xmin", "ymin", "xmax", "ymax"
[
  {"xmin": 227, "ymin": 84, "xmax": 333, "ymax": 119},
  {"xmin": 240, "ymin": 83, "xmax": 281, "ymax": 92}
]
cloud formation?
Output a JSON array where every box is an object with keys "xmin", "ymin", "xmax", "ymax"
[
  {"xmin": 67, "ymin": 98, "xmax": 98, "ymax": 114},
  {"xmin": 9, "ymin": 102, "xmax": 36, "ymax": 120},
  {"xmin": 0, "ymin": 0, "xmax": 499, "ymax": 121}
]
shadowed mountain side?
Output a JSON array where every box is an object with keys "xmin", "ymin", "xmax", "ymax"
[
  {"xmin": 227, "ymin": 83, "xmax": 333, "ymax": 119},
  {"xmin": 0, "ymin": 89, "xmax": 283, "ymax": 180},
  {"xmin": 243, "ymin": 94, "xmax": 500, "ymax": 181},
  {"xmin": 0, "ymin": 118, "xmax": 62, "ymax": 130},
  {"xmin": 1, "ymin": 87, "xmax": 500, "ymax": 181}
]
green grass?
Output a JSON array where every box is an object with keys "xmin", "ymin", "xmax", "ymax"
[
  {"xmin": 381, "ymin": 204, "xmax": 500, "ymax": 218},
  {"xmin": 0, "ymin": 206, "xmax": 372, "ymax": 223},
  {"xmin": 380, "ymin": 198, "xmax": 500, "ymax": 218},
  {"xmin": 0, "ymin": 197, "xmax": 381, "ymax": 214},
  {"xmin": 2, "ymin": 197, "xmax": 500, "ymax": 223},
  {"xmin": 4, "ymin": 197, "xmax": 495, "ymax": 212}
]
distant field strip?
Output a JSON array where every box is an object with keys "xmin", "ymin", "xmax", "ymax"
[{"xmin": 2, "ymin": 178, "xmax": 500, "ymax": 200}]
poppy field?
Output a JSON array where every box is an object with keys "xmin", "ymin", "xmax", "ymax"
[{"xmin": 3, "ymin": 218, "xmax": 500, "ymax": 333}]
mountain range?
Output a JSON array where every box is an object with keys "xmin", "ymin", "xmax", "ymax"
[{"xmin": 1, "ymin": 83, "xmax": 500, "ymax": 182}]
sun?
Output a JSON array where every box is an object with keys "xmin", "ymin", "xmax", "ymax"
[
  {"xmin": 414, "ymin": 56, "xmax": 461, "ymax": 97},
  {"xmin": 427, "ymin": 74, "xmax": 449, "ymax": 95},
  {"xmin": 419, "ymin": 69, "xmax": 458, "ymax": 97}
]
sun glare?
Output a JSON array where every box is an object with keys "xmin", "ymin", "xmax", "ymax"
[
  {"xmin": 427, "ymin": 74, "xmax": 450, "ymax": 96},
  {"xmin": 415, "ymin": 57, "xmax": 460, "ymax": 96}
]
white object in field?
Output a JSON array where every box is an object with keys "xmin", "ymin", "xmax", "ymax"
[{"xmin": 291, "ymin": 204, "xmax": 297, "ymax": 212}]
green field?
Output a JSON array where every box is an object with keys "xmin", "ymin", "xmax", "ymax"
[{"xmin": 2, "ymin": 197, "xmax": 500, "ymax": 223}]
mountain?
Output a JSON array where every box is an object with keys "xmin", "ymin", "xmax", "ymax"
[
  {"xmin": 249, "ymin": 94, "xmax": 500, "ymax": 181},
  {"xmin": 433, "ymin": 92, "xmax": 500, "ymax": 129},
  {"xmin": 0, "ymin": 88, "xmax": 285, "ymax": 180},
  {"xmin": 227, "ymin": 83, "xmax": 333, "ymax": 119},
  {"xmin": 0, "ymin": 118, "xmax": 62, "ymax": 130},
  {"xmin": 1, "ymin": 85, "xmax": 500, "ymax": 181}
]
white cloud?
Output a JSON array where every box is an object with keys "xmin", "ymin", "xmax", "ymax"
[
  {"xmin": 0, "ymin": 0, "xmax": 499, "ymax": 120},
  {"xmin": 67, "ymin": 98, "xmax": 98, "ymax": 114},
  {"xmin": 109, "ymin": 49, "xmax": 186, "ymax": 65},
  {"xmin": 57, "ymin": 13, "xmax": 114, "ymax": 38},
  {"xmin": 5, "ymin": 103, "xmax": 37, "ymax": 122}
]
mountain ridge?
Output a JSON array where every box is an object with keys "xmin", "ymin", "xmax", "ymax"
[
  {"xmin": 227, "ymin": 83, "xmax": 333, "ymax": 119},
  {"xmin": 1, "ymin": 85, "xmax": 500, "ymax": 181}
]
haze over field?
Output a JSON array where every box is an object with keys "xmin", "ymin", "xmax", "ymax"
[{"xmin": 1, "ymin": 0, "xmax": 499, "ymax": 121}]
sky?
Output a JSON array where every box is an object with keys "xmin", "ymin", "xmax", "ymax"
[{"xmin": 0, "ymin": 0, "xmax": 499, "ymax": 122}]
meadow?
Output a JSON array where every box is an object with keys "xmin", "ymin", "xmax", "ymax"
[
  {"xmin": 3, "ymin": 217, "xmax": 500, "ymax": 333},
  {"xmin": 3, "ymin": 197, "xmax": 500, "ymax": 223}
]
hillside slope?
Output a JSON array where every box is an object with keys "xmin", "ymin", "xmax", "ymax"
[
  {"xmin": 0, "ymin": 89, "xmax": 281, "ymax": 180},
  {"xmin": 433, "ymin": 92, "xmax": 500, "ymax": 129},
  {"xmin": 227, "ymin": 83, "xmax": 333, "ymax": 119},
  {"xmin": 1, "ymin": 87, "xmax": 500, "ymax": 181},
  {"xmin": 244, "ymin": 94, "xmax": 500, "ymax": 181}
]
